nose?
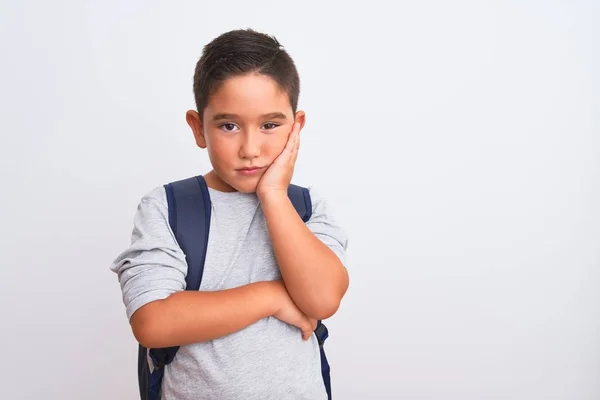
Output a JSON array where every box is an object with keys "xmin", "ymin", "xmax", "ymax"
[{"xmin": 239, "ymin": 131, "xmax": 261, "ymax": 159}]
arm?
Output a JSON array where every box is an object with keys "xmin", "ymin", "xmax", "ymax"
[
  {"xmin": 256, "ymin": 121, "xmax": 349, "ymax": 320},
  {"xmin": 260, "ymin": 192, "xmax": 349, "ymax": 320},
  {"xmin": 131, "ymin": 281, "xmax": 280, "ymax": 348},
  {"xmin": 110, "ymin": 190, "xmax": 314, "ymax": 349}
]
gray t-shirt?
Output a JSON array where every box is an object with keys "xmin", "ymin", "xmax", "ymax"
[{"xmin": 110, "ymin": 184, "xmax": 348, "ymax": 400}]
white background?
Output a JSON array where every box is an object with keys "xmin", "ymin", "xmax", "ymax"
[{"xmin": 1, "ymin": 1, "xmax": 598, "ymax": 399}]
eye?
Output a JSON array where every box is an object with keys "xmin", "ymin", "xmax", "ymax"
[
  {"xmin": 262, "ymin": 123, "xmax": 279, "ymax": 130},
  {"xmin": 220, "ymin": 123, "xmax": 239, "ymax": 132}
]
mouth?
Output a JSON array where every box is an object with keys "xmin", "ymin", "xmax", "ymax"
[{"xmin": 236, "ymin": 166, "xmax": 264, "ymax": 176}]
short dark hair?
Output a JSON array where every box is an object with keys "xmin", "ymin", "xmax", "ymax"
[{"xmin": 192, "ymin": 29, "xmax": 300, "ymax": 120}]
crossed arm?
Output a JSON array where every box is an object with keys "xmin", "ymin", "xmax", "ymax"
[
  {"xmin": 123, "ymin": 189, "xmax": 348, "ymax": 349},
  {"xmin": 259, "ymin": 192, "xmax": 349, "ymax": 320},
  {"xmin": 122, "ymin": 123, "xmax": 348, "ymax": 348}
]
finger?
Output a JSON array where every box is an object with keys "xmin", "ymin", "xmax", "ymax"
[
  {"xmin": 303, "ymin": 326, "xmax": 313, "ymax": 340},
  {"xmin": 302, "ymin": 330, "xmax": 311, "ymax": 340},
  {"xmin": 285, "ymin": 124, "xmax": 300, "ymax": 161},
  {"xmin": 302, "ymin": 318, "xmax": 316, "ymax": 340},
  {"xmin": 290, "ymin": 137, "xmax": 299, "ymax": 163},
  {"xmin": 290, "ymin": 125, "xmax": 301, "ymax": 159},
  {"xmin": 284, "ymin": 123, "xmax": 299, "ymax": 155},
  {"xmin": 292, "ymin": 121, "xmax": 301, "ymax": 135}
]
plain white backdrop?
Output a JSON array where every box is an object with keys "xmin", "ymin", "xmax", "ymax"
[{"xmin": 1, "ymin": 0, "xmax": 598, "ymax": 399}]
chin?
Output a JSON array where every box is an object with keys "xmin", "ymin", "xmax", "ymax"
[
  {"xmin": 220, "ymin": 175, "xmax": 258, "ymax": 193},
  {"xmin": 234, "ymin": 181, "xmax": 259, "ymax": 194}
]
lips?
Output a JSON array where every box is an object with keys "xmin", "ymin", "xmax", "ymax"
[{"xmin": 237, "ymin": 166, "xmax": 264, "ymax": 175}]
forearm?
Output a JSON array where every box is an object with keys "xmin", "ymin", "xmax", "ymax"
[
  {"xmin": 260, "ymin": 192, "xmax": 349, "ymax": 320},
  {"xmin": 131, "ymin": 281, "xmax": 280, "ymax": 348}
]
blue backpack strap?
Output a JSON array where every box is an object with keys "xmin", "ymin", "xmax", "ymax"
[
  {"xmin": 287, "ymin": 184, "xmax": 331, "ymax": 399},
  {"xmin": 287, "ymin": 184, "xmax": 312, "ymax": 222},
  {"xmin": 138, "ymin": 175, "xmax": 212, "ymax": 400},
  {"xmin": 165, "ymin": 175, "xmax": 212, "ymax": 291}
]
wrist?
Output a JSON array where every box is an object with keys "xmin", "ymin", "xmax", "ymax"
[
  {"xmin": 259, "ymin": 280, "xmax": 286, "ymax": 315},
  {"xmin": 257, "ymin": 190, "xmax": 290, "ymax": 213},
  {"xmin": 257, "ymin": 188, "xmax": 288, "ymax": 203}
]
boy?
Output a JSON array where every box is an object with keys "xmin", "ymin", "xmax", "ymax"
[{"xmin": 110, "ymin": 29, "xmax": 349, "ymax": 400}]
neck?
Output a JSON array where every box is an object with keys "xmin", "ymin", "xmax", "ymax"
[{"xmin": 204, "ymin": 170, "xmax": 237, "ymax": 192}]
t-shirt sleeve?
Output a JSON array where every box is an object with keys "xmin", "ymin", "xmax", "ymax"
[
  {"xmin": 305, "ymin": 186, "xmax": 349, "ymax": 267},
  {"xmin": 109, "ymin": 187, "xmax": 188, "ymax": 321}
]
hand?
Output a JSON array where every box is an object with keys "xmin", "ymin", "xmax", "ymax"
[
  {"xmin": 256, "ymin": 122, "xmax": 301, "ymax": 198},
  {"xmin": 271, "ymin": 280, "xmax": 317, "ymax": 340}
]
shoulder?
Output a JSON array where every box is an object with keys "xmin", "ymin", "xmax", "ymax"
[
  {"xmin": 304, "ymin": 185, "xmax": 338, "ymax": 218},
  {"xmin": 129, "ymin": 185, "xmax": 173, "ymax": 238},
  {"xmin": 303, "ymin": 184, "xmax": 349, "ymax": 254},
  {"xmin": 134, "ymin": 186, "xmax": 169, "ymax": 219},
  {"xmin": 303, "ymin": 184, "xmax": 349, "ymax": 264},
  {"xmin": 139, "ymin": 185, "xmax": 168, "ymax": 207}
]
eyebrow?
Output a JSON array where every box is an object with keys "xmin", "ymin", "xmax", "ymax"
[{"xmin": 212, "ymin": 112, "xmax": 288, "ymax": 121}]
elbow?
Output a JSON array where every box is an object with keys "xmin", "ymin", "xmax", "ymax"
[
  {"xmin": 133, "ymin": 323, "xmax": 163, "ymax": 349},
  {"xmin": 307, "ymin": 271, "xmax": 349, "ymax": 320},
  {"xmin": 130, "ymin": 302, "xmax": 167, "ymax": 348},
  {"xmin": 308, "ymin": 297, "xmax": 342, "ymax": 320},
  {"xmin": 313, "ymin": 270, "xmax": 348, "ymax": 320}
]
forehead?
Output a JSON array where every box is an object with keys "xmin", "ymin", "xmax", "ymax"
[{"xmin": 205, "ymin": 73, "xmax": 292, "ymax": 118}]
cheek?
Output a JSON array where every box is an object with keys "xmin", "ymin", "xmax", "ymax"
[
  {"xmin": 263, "ymin": 134, "xmax": 288, "ymax": 159},
  {"xmin": 207, "ymin": 136, "xmax": 237, "ymax": 163}
]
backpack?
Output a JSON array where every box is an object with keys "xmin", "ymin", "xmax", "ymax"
[{"xmin": 137, "ymin": 175, "xmax": 332, "ymax": 400}]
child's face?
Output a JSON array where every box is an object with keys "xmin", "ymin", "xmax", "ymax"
[{"xmin": 187, "ymin": 73, "xmax": 305, "ymax": 193}]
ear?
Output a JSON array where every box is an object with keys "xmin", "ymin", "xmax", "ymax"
[
  {"xmin": 294, "ymin": 110, "xmax": 306, "ymax": 130},
  {"xmin": 186, "ymin": 110, "xmax": 206, "ymax": 148}
]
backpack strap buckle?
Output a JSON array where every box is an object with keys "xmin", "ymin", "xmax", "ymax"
[{"xmin": 314, "ymin": 321, "xmax": 329, "ymax": 347}]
